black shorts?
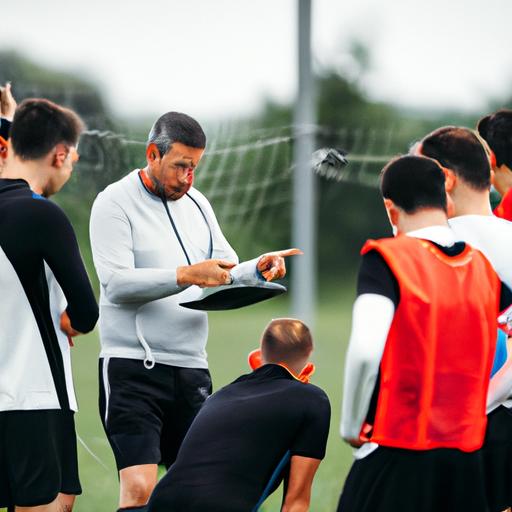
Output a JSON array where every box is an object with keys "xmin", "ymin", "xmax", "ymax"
[
  {"xmin": 482, "ymin": 405, "xmax": 512, "ymax": 512},
  {"xmin": 99, "ymin": 357, "xmax": 212, "ymax": 471},
  {"xmin": 0, "ymin": 409, "xmax": 81, "ymax": 508},
  {"xmin": 337, "ymin": 446, "xmax": 487, "ymax": 512}
]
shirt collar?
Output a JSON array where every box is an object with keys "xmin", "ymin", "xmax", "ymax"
[{"xmin": 405, "ymin": 225, "xmax": 457, "ymax": 247}]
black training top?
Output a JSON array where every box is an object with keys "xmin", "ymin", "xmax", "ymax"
[
  {"xmin": 147, "ymin": 364, "xmax": 331, "ymax": 512},
  {"xmin": 0, "ymin": 179, "xmax": 98, "ymax": 412}
]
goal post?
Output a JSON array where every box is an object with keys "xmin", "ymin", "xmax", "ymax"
[{"xmin": 292, "ymin": 0, "xmax": 317, "ymax": 327}]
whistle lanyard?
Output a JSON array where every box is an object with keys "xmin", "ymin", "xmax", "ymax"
[
  {"xmin": 138, "ymin": 171, "xmax": 213, "ymax": 264},
  {"xmin": 160, "ymin": 193, "xmax": 213, "ymax": 265}
]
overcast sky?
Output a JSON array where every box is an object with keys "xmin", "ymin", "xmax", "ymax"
[{"xmin": 1, "ymin": 0, "xmax": 511, "ymax": 120}]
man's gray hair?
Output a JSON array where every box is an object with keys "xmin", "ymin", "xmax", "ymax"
[{"xmin": 147, "ymin": 111, "xmax": 206, "ymax": 157}]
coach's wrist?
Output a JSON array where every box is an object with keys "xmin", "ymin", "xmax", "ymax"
[{"xmin": 176, "ymin": 265, "xmax": 190, "ymax": 286}]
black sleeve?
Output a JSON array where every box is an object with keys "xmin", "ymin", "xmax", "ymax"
[
  {"xmin": 290, "ymin": 387, "xmax": 331, "ymax": 460},
  {"xmin": 357, "ymin": 249, "xmax": 400, "ymax": 307},
  {"xmin": 500, "ymin": 282, "xmax": 512, "ymax": 312},
  {"xmin": 0, "ymin": 118, "xmax": 11, "ymax": 140},
  {"xmin": 36, "ymin": 201, "xmax": 99, "ymax": 333}
]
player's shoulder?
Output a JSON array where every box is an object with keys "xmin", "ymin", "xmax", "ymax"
[
  {"xmin": 27, "ymin": 194, "xmax": 69, "ymax": 221},
  {"xmin": 297, "ymin": 381, "xmax": 330, "ymax": 402},
  {"xmin": 291, "ymin": 382, "xmax": 331, "ymax": 420},
  {"xmin": 12, "ymin": 195, "xmax": 74, "ymax": 238},
  {"xmin": 451, "ymin": 214, "xmax": 512, "ymax": 229},
  {"xmin": 453, "ymin": 215, "xmax": 512, "ymax": 244},
  {"xmin": 282, "ymin": 376, "xmax": 330, "ymax": 406},
  {"xmin": 491, "ymin": 215, "xmax": 512, "ymax": 232}
]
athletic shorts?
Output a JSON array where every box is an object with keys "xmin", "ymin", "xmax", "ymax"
[
  {"xmin": 99, "ymin": 357, "xmax": 212, "ymax": 471},
  {"xmin": 337, "ymin": 446, "xmax": 487, "ymax": 512},
  {"xmin": 482, "ymin": 405, "xmax": 512, "ymax": 512},
  {"xmin": 0, "ymin": 409, "xmax": 81, "ymax": 508}
]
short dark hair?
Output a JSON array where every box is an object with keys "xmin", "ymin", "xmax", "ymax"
[
  {"xmin": 147, "ymin": 111, "xmax": 206, "ymax": 157},
  {"xmin": 261, "ymin": 318, "xmax": 313, "ymax": 365},
  {"xmin": 380, "ymin": 155, "xmax": 447, "ymax": 213},
  {"xmin": 477, "ymin": 109, "xmax": 512, "ymax": 170},
  {"xmin": 420, "ymin": 126, "xmax": 491, "ymax": 191},
  {"xmin": 11, "ymin": 99, "xmax": 84, "ymax": 160}
]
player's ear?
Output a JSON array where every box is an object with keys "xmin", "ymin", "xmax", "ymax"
[
  {"xmin": 52, "ymin": 144, "xmax": 68, "ymax": 168},
  {"xmin": 383, "ymin": 198, "xmax": 397, "ymax": 223},
  {"xmin": 442, "ymin": 167, "xmax": 456, "ymax": 192},
  {"xmin": 146, "ymin": 143, "xmax": 161, "ymax": 164}
]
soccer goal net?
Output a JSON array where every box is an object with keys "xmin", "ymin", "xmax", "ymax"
[{"xmin": 71, "ymin": 121, "xmax": 404, "ymax": 261}]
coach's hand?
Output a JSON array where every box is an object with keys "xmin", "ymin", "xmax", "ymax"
[
  {"xmin": 177, "ymin": 259, "xmax": 236, "ymax": 288},
  {"xmin": 257, "ymin": 248, "xmax": 303, "ymax": 281}
]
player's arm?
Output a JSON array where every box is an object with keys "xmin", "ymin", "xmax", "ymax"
[
  {"xmin": 90, "ymin": 192, "xmax": 234, "ymax": 304},
  {"xmin": 37, "ymin": 202, "xmax": 98, "ymax": 334},
  {"xmin": 284, "ymin": 388, "xmax": 330, "ymax": 511},
  {"xmin": 487, "ymin": 282, "xmax": 512, "ymax": 411},
  {"xmin": 281, "ymin": 456, "xmax": 321, "ymax": 512},
  {"xmin": 340, "ymin": 250, "xmax": 396, "ymax": 446}
]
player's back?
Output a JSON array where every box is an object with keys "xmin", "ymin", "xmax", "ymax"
[
  {"xmin": 0, "ymin": 177, "xmax": 98, "ymax": 412},
  {"xmin": 147, "ymin": 364, "xmax": 330, "ymax": 512},
  {"xmin": 449, "ymin": 214, "xmax": 512, "ymax": 287}
]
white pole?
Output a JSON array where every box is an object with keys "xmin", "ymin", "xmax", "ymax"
[{"xmin": 292, "ymin": 0, "xmax": 316, "ymax": 327}]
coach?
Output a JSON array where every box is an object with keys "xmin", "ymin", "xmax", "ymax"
[{"xmin": 90, "ymin": 111, "xmax": 292, "ymax": 511}]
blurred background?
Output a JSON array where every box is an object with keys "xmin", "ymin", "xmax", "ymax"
[{"xmin": 1, "ymin": 0, "xmax": 511, "ymax": 510}]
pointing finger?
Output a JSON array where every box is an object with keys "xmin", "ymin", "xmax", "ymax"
[{"xmin": 264, "ymin": 248, "xmax": 304, "ymax": 258}]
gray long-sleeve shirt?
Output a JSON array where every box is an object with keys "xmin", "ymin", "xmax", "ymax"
[{"xmin": 90, "ymin": 170, "xmax": 238, "ymax": 368}]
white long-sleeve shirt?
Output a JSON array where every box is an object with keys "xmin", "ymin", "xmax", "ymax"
[
  {"xmin": 449, "ymin": 214, "xmax": 512, "ymax": 410},
  {"xmin": 90, "ymin": 169, "xmax": 238, "ymax": 369}
]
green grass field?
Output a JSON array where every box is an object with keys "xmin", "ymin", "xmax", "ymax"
[{"xmin": 3, "ymin": 286, "xmax": 356, "ymax": 512}]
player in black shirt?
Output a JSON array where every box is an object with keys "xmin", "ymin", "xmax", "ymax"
[
  {"xmin": 0, "ymin": 98, "xmax": 98, "ymax": 511},
  {"xmin": 147, "ymin": 318, "xmax": 331, "ymax": 512}
]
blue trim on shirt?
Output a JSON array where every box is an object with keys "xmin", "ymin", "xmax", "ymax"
[
  {"xmin": 32, "ymin": 191, "xmax": 46, "ymax": 200},
  {"xmin": 491, "ymin": 329, "xmax": 508, "ymax": 377},
  {"xmin": 252, "ymin": 450, "xmax": 291, "ymax": 512}
]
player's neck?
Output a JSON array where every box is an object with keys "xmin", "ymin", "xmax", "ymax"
[
  {"xmin": 450, "ymin": 187, "xmax": 493, "ymax": 217},
  {"xmin": 2, "ymin": 157, "xmax": 48, "ymax": 195},
  {"xmin": 399, "ymin": 209, "xmax": 449, "ymax": 234}
]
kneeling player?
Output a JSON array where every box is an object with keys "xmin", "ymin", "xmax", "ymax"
[
  {"xmin": 147, "ymin": 318, "xmax": 330, "ymax": 512},
  {"xmin": 338, "ymin": 156, "xmax": 511, "ymax": 512}
]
